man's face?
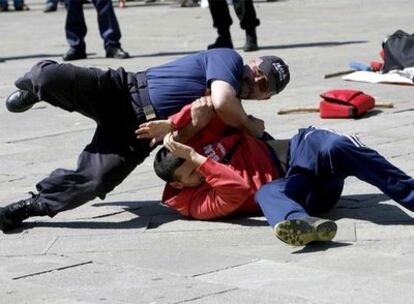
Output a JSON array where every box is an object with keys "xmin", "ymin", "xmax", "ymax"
[
  {"xmin": 170, "ymin": 160, "xmax": 205, "ymax": 189},
  {"xmin": 240, "ymin": 59, "xmax": 272, "ymax": 100}
]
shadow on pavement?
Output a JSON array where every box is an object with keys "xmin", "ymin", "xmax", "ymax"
[
  {"xmin": 1, "ymin": 40, "xmax": 366, "ymax": 62},
  {"xmin": 17, "ymin": 200, "xmax": 267, "ymax": 231},
  {"xmin": 291, "ymin": 241, "xmax": 353, "ymax": 254},
  {"xmin": 0, "ymin": 53, "xmax": 96, "ymax": 61},
  {"xmin": 328, "ymin": 193, "xmax": 414, "ymax": 225},
  {"xmin": 10, "ymin": 192, "xmax": 410, "ymax": 233},
  {"xmin": 128, "ymin": 40, "xmax": 367, "ymax": 59}
]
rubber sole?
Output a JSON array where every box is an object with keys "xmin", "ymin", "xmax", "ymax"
[{"xmin": 274, "ymin": 218, "xmax": 337, "ymax": 246}]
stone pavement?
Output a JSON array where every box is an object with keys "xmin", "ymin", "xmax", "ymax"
[{"xmin": 1, "ymin": 0, "xmax": 414, "ymax": 303}]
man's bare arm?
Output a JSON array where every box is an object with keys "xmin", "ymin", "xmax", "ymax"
[{"xmin": 210, "ymin": 80, "xmax": 264, "ymax": 138}]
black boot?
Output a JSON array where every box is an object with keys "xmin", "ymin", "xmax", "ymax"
[
  {"xmin": 208, "ymin": 28, "xmax": 233, "ymax": 49},
  {"xmin": 244, "ymin": 28, "xmax": 259, "ymax": 52},
  {"xmin": 63, "ymin": 48, "xmax": 87, "ymax": 61},
  {"xmin": 5, "ymin": 89, "xmax": 39, "ymax": 113},
  {"xmin": 106, "ymin": 47, "xmax": 130, "ymax": 59},
  {"xmin": 0, "ymin": 193, "xmax": 47, "ymax": 232}
]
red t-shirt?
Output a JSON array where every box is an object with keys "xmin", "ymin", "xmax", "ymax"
[{"xmin": 162, "ymin": 104, "xmax": 280, "ymax": 220}]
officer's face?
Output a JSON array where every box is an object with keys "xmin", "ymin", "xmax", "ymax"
[
  {"xmin": 170, "ymin": 160, "xmax": 205, "ymax": 189},
  {"xmin": 241, "ymin": 61, "xmax": 272, "ymax": 100}
]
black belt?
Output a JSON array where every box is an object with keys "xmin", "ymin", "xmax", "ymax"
[{"xmin": 127, "ymin": 71, "xmax": 156, "ymax": 121}]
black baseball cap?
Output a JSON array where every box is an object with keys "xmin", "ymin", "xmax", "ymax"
[{"xmin": 258, "ymin": 56, "xmax": 290, "ymax": 95}]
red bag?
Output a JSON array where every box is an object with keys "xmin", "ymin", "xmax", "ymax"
[{"xmin": 319, "ymin": 89, "xmax": 375, "ymax": 118}]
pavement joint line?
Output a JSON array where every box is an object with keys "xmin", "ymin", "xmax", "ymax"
[
  {"xmin": 41, "ymin": 235, "xmax": 59, "ymax": 255},
  {"xmin": 171, "ymin": 288, "xmax": 239, "ymax": 304},
  {"xmin": 11, "ymin": 260, "xmax": 93, "ymax": 280},
  {"xmin": 5, "ymin": 127, "xmax": 94, "ymax": 144},
  {"xmin": 191, "ymin": 259, "xmax": 259, "ymax": 278},
  {"xmin": 354, "ymin": 223, "xmax": 357, "ymax": 242}
]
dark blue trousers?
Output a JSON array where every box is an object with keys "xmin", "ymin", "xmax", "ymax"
[
  {"xmin": 256, "ymin": 127, "xmax": 414, "ymax": 227},
  {"xmin": 65, "ymin": 0, "xmax": 121, "ymax": 52}
]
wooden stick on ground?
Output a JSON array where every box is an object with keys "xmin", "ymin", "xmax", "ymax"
[
  {"xmin": 323, "ymin": 69, "xmax": 355, "ymax": 79},
  {"xmin": 278, "ymin": 102, "xmax": 394, "ymax": 115}
]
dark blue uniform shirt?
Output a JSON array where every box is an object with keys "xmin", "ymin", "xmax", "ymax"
[{"xmin": 145, "ymin": 48, "xmax": 244, "ymax": 119}]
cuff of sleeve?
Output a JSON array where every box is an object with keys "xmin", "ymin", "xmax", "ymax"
[
  {"xmin": 197, "ymin": 157, "xmax": 219, "ymax": 177},
  {"xmin": 168, "ymin": 119, "xmax": 177, "ymax": 131}
]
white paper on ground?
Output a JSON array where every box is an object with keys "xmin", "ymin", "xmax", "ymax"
[{"xmin": 342, "ymin": 71, "xmax": 414, "ymax": 85}]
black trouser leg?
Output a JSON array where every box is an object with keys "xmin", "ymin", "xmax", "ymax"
[
  {"xmin": 15, "ymin": 60, "xmax": 128, "ymax": 125},
  {"xmin": 92, "ymin": 0, "xmax": 121, "ymax": 50},
  {"xmin": 208, "ymin": 0, "xmax": 232, "ymax": 30},
  {"xmin": 65, "ymin": 0, "xmax": 87, "ymax": 52},
  {"xmin": 15, "ymin": 60, "xmax": 149, "ymax": 217},
  {"xmin": 232, "ymin": 0, "xmax": 260, "ymax": 30},
  {"xmin": 36, "ymin": 126, "xmax": 149, "ymax": 216}
]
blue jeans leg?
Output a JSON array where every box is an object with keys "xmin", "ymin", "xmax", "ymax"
[{"xmin": 92, "ymin": 0, "xmax": 121, "ymax": 50}]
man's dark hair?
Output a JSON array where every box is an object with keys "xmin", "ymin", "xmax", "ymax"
[{"xmin": 153, "ymin": 147, "xmax": 186, "ymax": 182}]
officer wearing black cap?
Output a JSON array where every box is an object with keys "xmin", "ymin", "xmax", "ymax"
[
  {"xmin": 63, "ymin": 0, "xmax": 129, "ymax": 61},
  {"xmin": 1, "ymin": 49, "xmax": 289, "ymax": 232},
  {"xmin": 258, "ymin": 56, "xmax": 290, "ymax": 95}
]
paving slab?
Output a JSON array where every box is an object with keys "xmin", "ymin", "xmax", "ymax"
[{"xmin": 1, "ymin": 0, "xmax": 414, "ymax": 303}]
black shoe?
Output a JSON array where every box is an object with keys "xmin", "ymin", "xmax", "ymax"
[
  {"xmin": 43, "ymin": 2, "xmax": 57, "ymax": 12},
  {"xmin": 106, "ymin": 47, "xmax": 130, "ymax": 59},
  {"xmin": 0, "ymin": 193, "xmax": 47, "ymax": 232},
  {"xmin": 207, "ymin": 35, "xmax": 233, "ymax": 49},
  {"xmin": 15, "ymin": 4, "xmax": 29, "ymax": 11},
  {"xmin": 6, "ymin": 90, "xmax": 39, "ymax": 113},
  {"xmin": 62, "ymin": 48, "xmax": 87, "ymax": 61},
  {"xmin": 0, "ymin": 5, "xmax": 8, "ymax": 11},
  {"xmin": 244, "ymin": 29, "xmax": 259, "ymax": 52}
]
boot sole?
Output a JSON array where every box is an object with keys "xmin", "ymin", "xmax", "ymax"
[{"xmin": 275, "ymin": 218, "xmax": 337, "ymax": 246}]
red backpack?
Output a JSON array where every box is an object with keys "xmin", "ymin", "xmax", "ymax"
[{"xmin": 319, "ymin": 89, "xmax": 375, "ymax": 118}]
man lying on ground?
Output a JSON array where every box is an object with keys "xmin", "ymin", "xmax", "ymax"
[{"xmin": 148, "ymin": 99, "xmax": 414, "ymax": 246}]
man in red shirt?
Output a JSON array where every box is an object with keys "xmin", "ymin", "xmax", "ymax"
[{"xmin": 148, "ymin": 99, "xmax": 414, "ymax": 247}]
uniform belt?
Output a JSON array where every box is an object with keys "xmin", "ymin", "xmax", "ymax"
[{"xmin": 127, "ymin": 71, "xmax": 156, "ymax": 121}]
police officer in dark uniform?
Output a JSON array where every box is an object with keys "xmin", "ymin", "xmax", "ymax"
[
  {"xmin": 207, "ymin": 0, "xmax": 260, "ymax": 52},
  {"xmin": 63, "ymin": 0, "xmax": 129, "ymax": 61},
  {"xmin": 0, "ymin": 49, "xmax": 289, "ymax": 232}
]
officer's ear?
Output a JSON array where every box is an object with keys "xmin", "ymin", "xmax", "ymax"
[{"xmin": 169, "ymin": 181, "xmax": 184, "ymax": 190}]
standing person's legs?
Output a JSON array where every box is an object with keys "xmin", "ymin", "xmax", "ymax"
[
  {"xmin": 207, "ymin": 0, "xmax": 233, "ymax": 49},
  {"xmin": 13, "ymin": 0, "xmax": 25, "ymax": 10},
  {"xmin": 64, "ymin": 0, "xmax": 87, "ymax": 60},
  {"xmin": 92, "ymin": 0, "xmax": 129, "ymax": 58},
  {"xmin": 44, "ymin": 0, "xmax": 59, "ymax": 12},
  {"xmin": 232, "ymin": 0, "xmax": 260, "ymax": 51},
  {"xmin": 0, "ymin": 0, "xmax": 8, "ymax": 11}
]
